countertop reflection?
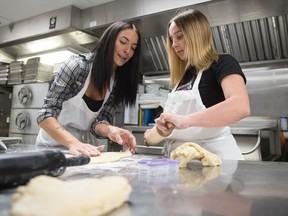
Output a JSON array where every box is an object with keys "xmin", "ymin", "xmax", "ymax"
[{"xmin": 1, "ymin": 147, "xmax": 288, "ymax": 216}]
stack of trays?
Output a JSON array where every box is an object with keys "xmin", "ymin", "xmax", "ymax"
[
  {"xmin": 8, "ymin": 61, "xmax": 24, "ymax": 85},
  {"xmin": 23, "ymin": 57, "xmax": 53, "ymax": 83},
  {"xmin": 0, "ymin": 64, "xmax": 9, "ymax": 85},
  {"xmin": 50, "ymin": 62, "xmax": 64, "ymax": 81}
]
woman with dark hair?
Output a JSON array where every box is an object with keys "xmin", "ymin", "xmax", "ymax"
[
  {"xmin": 36, "ymin": 21, "xmax": 141, "ymax": 156},
  {"xmin": 145, "ymin": 9, "xmax": 250, "ymax": 160}
]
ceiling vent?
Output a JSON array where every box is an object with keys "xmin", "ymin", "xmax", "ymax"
[{"xmin": 0, "ymin": 6, "xmax": 97, "ymax": 63}]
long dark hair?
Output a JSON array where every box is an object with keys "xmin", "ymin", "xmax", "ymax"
[{"xmin": 91, "ymin": 21, "xmax": 141, "ymax": 106}]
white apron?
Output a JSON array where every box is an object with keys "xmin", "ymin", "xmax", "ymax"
[
  {"xmin": 163, "ymin": 71, "xmax": 244, "ymax": 160},
  {"xmin": 36, "ymin": 71, "xmax": 114, "ymax": 147}
]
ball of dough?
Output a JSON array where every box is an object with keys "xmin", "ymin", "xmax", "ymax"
[{"xmin": 10, "ymin": 175, "xmax": 132, "ymax": 216}]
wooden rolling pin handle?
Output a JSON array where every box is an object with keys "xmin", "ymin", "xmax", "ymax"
[
  {"xmin": 166, "ymin": 122, "xmax": 174, "ymax": 129},
  {"xmin": 145, "ymin": 122, "xmax": 175, "ymax": 146},
  {"xmin": 156, "ymin": 122, "xmax": 174, "ymax": 137}
]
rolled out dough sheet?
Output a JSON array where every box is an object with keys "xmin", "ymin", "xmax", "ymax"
[
  {"xmin": 10, "ymin": 175, "xmax": 132, "ymax": 216},
  {"xmin": 65, "ymin": 151, "xmax": 132, "ymax": 164},
  {"xmin": 90, "ymin": 151, "xmax": 132, "ymax": 164}
]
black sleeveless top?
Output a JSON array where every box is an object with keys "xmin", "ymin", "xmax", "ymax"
[{"xmin": 82, "ymin": 94, "xmax": 104, "ymax": 112}]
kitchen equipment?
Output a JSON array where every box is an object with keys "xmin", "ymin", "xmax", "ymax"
[
  {"xmin": 230, "ymin": 117, "xmax": 280, "ymax": 161},
  {"xmin": 145, "ymin": 122, "xmax": 174, "ymax": 145},
  {"xmin": 137, "ymin": 158, "xmax": 179, "ymax": 176},
  {"xmin": 0, "ymin": 139, "xmax": 7, "ymax": 151},
  {"xmin": 124, "ymin": 125, "xmax": 164, "ymax": 155},
  {"xmin": 9, "ymin": 83, "xmax": 50, "ymax": 144},
  {"xmin": 0, "ymin": 150, "xmax": 90, "ymax": 188}
]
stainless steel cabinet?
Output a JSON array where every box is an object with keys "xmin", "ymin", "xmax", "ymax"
[{"xmin": 9, "ymin": 83, "xmax": 49, "ymax": 144}]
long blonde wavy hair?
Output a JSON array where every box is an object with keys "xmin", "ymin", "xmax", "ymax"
[{"xmin": 167, "ymin": 9, "xmax": 219, "ymax": 87}]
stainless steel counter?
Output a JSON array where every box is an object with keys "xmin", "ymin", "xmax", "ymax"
[{"xmin": 1, "ymin": 150, "xmax": 288, "ymax": 216}]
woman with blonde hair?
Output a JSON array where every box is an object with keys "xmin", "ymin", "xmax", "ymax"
[{"xmin": 145, "ymin": 9, "xmax": 250, "ymax": 160}]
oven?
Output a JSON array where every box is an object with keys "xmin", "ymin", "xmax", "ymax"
[{"xmin": 9, "ymin": 83, "xmax": 50, "ymax": 144}]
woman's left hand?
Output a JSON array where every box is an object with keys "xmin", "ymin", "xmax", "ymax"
[{"xmin": 107, "ymin": 126, "xmax": 137, "ymax": 152}]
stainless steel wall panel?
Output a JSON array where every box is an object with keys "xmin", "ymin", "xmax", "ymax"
[
  {"xmin": 242, "ymin": 21, "xmax": 257, "ymax": 61},
  {"xmin": 258, "ymin": 19, "xmax": 273, "ymax": 60},
  {"xmin": 149, "ymin": 38, "xmax": 164, "ymax": 71},
  {"xmin": 267, "ymin": 17, "xmax": 280, "ymax": 60},
  {"xmin": 271, "ymin": 16, "xmax": 282, "ymax": 60},
  {"xmin": 144, "ymin": 38, "xmax": 161, "ymax": 71},
  {"xmin": 144, "ymin": 36, "xmax": 170, "ymax": 72},
  {"xmin": 242, "ymin": 61, "xmax": 288, "ymax": 118},
  {"xmin": 250, "ymin": 20, "xmax": 265, "ymax": 61},
  {"xmin": 155, "ymin": 36, "xmax": 169, "ymax": 70},
  {"xmin": 226, "ymin": 24, "xmax": 242, "ymax": 61},
  {"xmin": 212, "ymin": 27, "xmax": 225, "ymax": 53},
  {"xmin": 143, "ymin": 38, "xmax": 158, "ymax": 72},
  {"xmin": 160, "ymin": 35, "xmax": 168, "ymax": 63},
  {"xmin": 234, "ymin": 23, "xmax": 250, "ymax": 62},
  {"xmin": 278, "ymin": 15, "xmax": 288, "ymax": 58},
  {"xmin": 219, "ymin": 25, "xmax": 231, "ymax": 54},
  {"xmin": 141, "ymin": 14, "xmax": 288, "ymax": 70}
]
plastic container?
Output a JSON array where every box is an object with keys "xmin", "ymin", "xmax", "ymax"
[
  {"xmin": 138, "ymin": 172, "xmax": 180, "ymax": 185},
  {"xmin": 137, "ymin": 158, "xmax": 180, "ymax": 176},
  {"xmin": 146, "ymin": 160, "xmax": 170, "ymax": 176},
  {"xmin": 167, "ymin": 159, "xmax": 180, "ymax": 174},
  {"xmin": 137, "ymin": 159, "xmax": 154, "ymax": 174}
]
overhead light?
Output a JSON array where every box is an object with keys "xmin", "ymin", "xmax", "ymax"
[{"xmin": 17, "ymin": 49, "xmax": 77, "ymax": 66}]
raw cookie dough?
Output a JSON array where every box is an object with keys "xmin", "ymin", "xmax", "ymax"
[
  {"xmin": 170, "ymin": 142, "xmax": 222, "ymax": 168},
  {"xmin": 10, "ymin": 175, "xmax": 132, "ymax": 216},
  {"xmin": 89, "ymin": 151, "xmax": 132, "ymax": 164},
  {"xmin": 65, "ymin": 151, "xmax": 132, "ymax": 164}
]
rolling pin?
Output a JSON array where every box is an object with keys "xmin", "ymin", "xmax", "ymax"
[
  {"xmin": 0, "ymin": 150, "xmax": 90, "ymax": 188},
  {"xmin": 145, "ymin": 122, "xmax": 174, "ymax": 145}
]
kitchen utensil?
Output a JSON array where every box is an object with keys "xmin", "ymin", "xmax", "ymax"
[
  {"xmin": 0, "ymin": 150, "xmax": 90, "ymax": 188},
  {"xmin": 0, "ymin": 140, "xmax": 8, "ymax": 151},
  {"xmin": 145, "ymin": 122, "xmax": 174, "ymax": 145}
]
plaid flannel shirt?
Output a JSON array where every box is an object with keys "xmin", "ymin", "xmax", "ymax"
[{"xmin": 37, "ymin": 53, "xmax": 118, "ymax": 138}]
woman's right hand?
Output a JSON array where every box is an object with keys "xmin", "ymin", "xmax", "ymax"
[
  {"xmin": 68, "ymin": 143, "xmax": 105, "ymax": 156},
  {"xmin": 39, "ymin": 117, "xmax": 105, "ymax": 156},
  {"xmin": 156, "ymin": 113, "xmax": 188, "ymax": 131}
]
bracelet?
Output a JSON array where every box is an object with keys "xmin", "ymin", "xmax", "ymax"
[{"xmin": 96, "ymin": 120, "xmax": 110, "ymax": 126}]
